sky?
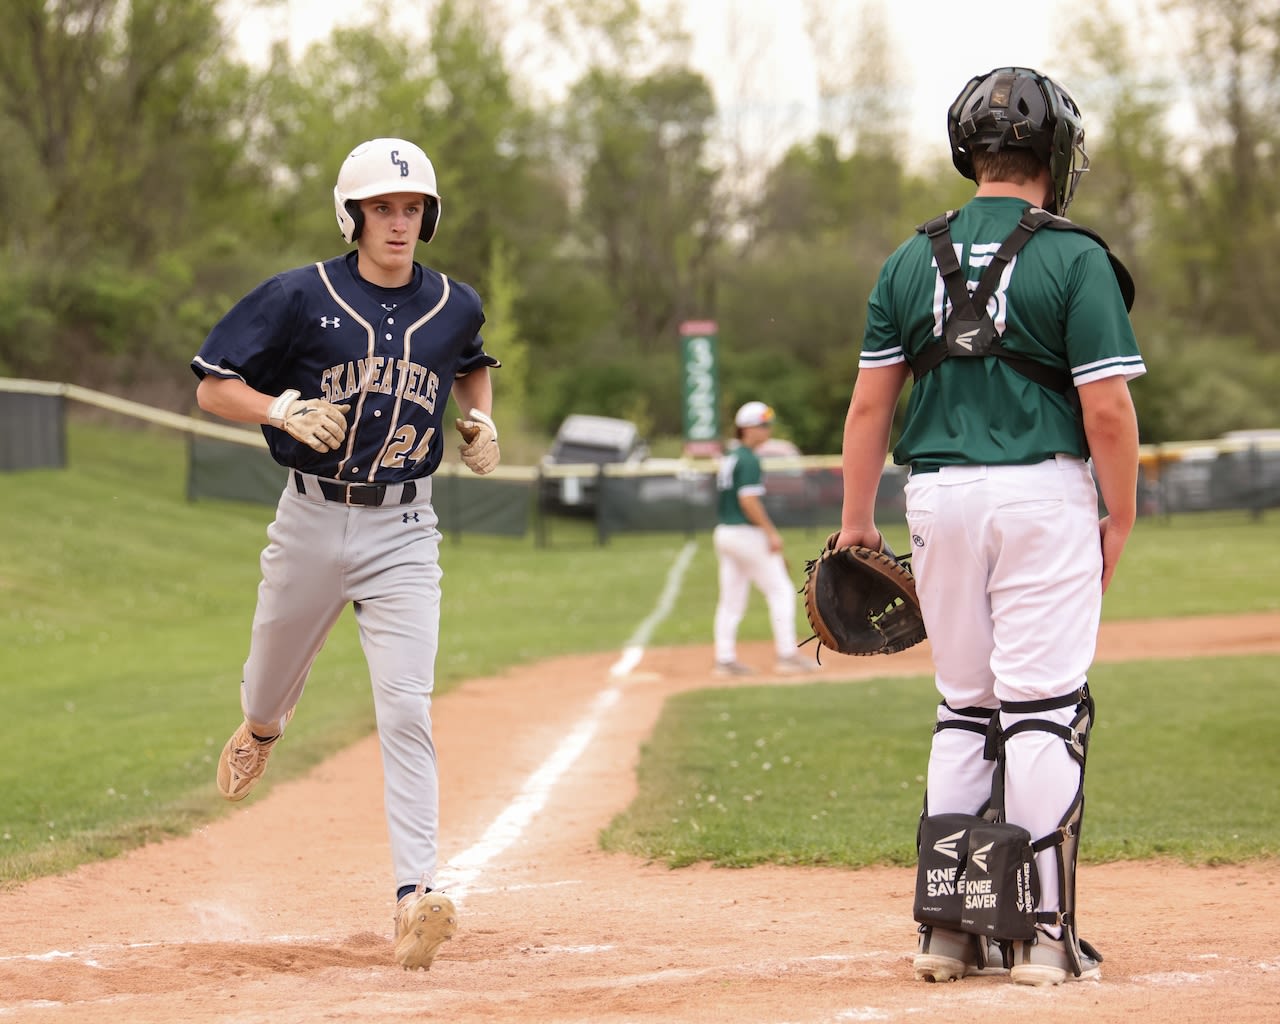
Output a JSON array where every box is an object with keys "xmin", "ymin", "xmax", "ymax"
[{"xmin": 226, "ymin": 0, "xmax": 1175, "ymax": 162}]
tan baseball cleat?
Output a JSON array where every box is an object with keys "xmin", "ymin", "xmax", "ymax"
[
  {"xmin": 393, "ymin": 890, "xmax": 458, "ymax": 970},
  {"xmin": 216, "ymin": 710, "xmax": 293, "ymax": 801}
]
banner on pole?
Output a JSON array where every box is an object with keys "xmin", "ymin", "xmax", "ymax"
[{"xmin": 679, "ymin": 319, "xmax": 721, "ymax": 457}]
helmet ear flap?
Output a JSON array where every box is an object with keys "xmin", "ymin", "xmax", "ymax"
[
  {"xmin": 419, "ymin": 196, "xmax": 440, "ymax": 244},
  {"xmin": 345, "ymin": 199, "xmax": 365, "ymax": 243},
  {"xmin": 333, "ymin": 188, "xmax": 363, "ymax": 244}
]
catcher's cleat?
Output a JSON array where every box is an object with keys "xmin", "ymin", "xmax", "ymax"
[
  {"xmin": 713, "ymin": 660, "xmax": 755, "ymax": 677},
  {"xmin": 1010, "ymin": 933, "xmax": 1101, "ymax": 987},
  {"xmin": 914, "ymin": 927, "xmax": 1006, "ymax": 983},
  {"xmin": 394, "ymin": 889, "xmax": 458, "ymax": 970},
  {"xmin": 216, "ymin": 710, "xmax": 293, "ymax": 802}
]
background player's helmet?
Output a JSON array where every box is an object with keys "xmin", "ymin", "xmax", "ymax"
[
  {"xmin": 734, "ymin": 401, "xmax": 775, "ymax": 429},
  {"xmin": 333, "ymin": 138, "xmax": 442, "ymax": 244},
  {"xmin": 947, "ymin": 67, "xmax": 1089, "ymax": 216}
]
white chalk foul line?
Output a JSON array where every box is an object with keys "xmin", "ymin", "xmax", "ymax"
[
  {"xmin": 610, "ymin": 540, "xmax": 697, "ymax": 677},
  {"xmin": 437, "ymin": 540, "xmax": 697, "ymax": 901}
]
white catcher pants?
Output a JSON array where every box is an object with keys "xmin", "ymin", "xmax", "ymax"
[
  {"xmin": 713, "ymin": 523, "xmax": 799, "ymax": 662},
  {"xmin": 905, "ymin": 456, "xmax": 1103, "ymax": 922}
]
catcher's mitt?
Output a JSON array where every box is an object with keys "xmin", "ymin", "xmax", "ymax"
[{"xmin": 801, "ymin": 536, "xmax": 927, "ymax": 657}]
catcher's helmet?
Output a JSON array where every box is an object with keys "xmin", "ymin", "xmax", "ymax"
[
  {"xmin": 333, "ymin": 138, "xmax": 442, "ymax": 244},
  {"xmin": 947, "ymin": 67, "xmax": 1088, "ymax": 215}
]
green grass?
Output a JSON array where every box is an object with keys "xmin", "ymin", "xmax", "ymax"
[
  {"xmin": 600, "ymin": 657, "xmax": 1280, "ymax": 868},
  {"xmin": 2, "ymin": 423, "xmax": 1277, "ymax": 883}
]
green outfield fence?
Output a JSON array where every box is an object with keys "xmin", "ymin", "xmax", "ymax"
[{"xmin": 3, "ymin": 378, "xmax": 1278, "ymax": 544}]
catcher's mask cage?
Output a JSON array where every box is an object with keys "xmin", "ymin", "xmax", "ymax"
[
  {"xmin": 947, "ymin": 66, "xmax": 1089, "ymax": 216},
  {"xmin": 334, "ymin": 138, "xmax": 442, "ymax": 244}
]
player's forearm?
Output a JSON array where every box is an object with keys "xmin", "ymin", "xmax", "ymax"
[
  {"xmin": 840, "ymin": 394, "xmax": 894, "ymax": 534},
  {"xmin": 839, "ymin": 364, "xmax": 907, "ymax": 535},
  {"xmin": 1088, "ymin": 431, "xmax": 1139, "ymax": 530},
  {"xmin": 451, "ymin": 366, "xmax": 493, "ymax": 418},
  {"xmin": 1080, "ymin": 379, "xmax": 1140, "ymax": 528},
  {"xmin": 196, "ymin": 376, "xmax": 274, "ymax": 425},
  {"xmin": 738, "ymin": 493, "xmax": 776, "ymax": 533}
]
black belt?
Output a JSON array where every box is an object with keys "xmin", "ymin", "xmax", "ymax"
[{"xmin": 294, "ymin": 471, "xmax": 417, "ymax": 507}]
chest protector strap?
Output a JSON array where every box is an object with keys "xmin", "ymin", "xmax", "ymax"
[{"xmin": 910, "ymin": 208, "xmax": 1134, "ymax": 395}]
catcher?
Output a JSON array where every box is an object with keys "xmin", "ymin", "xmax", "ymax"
[{"xmin": 832, "ymin": 67, "xmax": 1143, "ymax": 989}]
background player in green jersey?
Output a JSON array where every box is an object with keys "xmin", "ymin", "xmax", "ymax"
[
  {"xmin": 836, "ymin": 68, "xmax": 1144, "ymax": 987},
  {"xmin": 712, "ymin": 401, "xmax": 813, "ymax": 677}
]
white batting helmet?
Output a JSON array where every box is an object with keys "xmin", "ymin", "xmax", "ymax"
[{"xmin": 333, "ymin": 138, "xmax": 442, "ymax": 244}]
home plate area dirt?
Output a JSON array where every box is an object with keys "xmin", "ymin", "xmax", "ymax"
[{"xmin": 2, "ymin": 614, "xmax": 1278, "ymax": 1023}]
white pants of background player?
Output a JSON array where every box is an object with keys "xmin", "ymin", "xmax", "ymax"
[
  {"xmin": 905, "ymin": 455, "xmax": 1103, "ymax": 929},
  {"xmin": 712, "ymin": 523, "xmax": 799, "ymax": 664},
  {"xmin": 238, "ymin": 476, "xmax": 442, "ymax": 895}
]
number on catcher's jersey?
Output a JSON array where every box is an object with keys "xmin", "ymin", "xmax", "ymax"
[{"xmin": 932, "ymin": 243, "xmax": 1018, "ymax": 340}]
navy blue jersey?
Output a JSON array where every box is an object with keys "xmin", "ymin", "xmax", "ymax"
[{"xmin": 192, "ymin": 252, "xmax": 499, "ymax": 481}]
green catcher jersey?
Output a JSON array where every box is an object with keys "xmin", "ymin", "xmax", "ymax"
[{"xmin": 859, "ymin": 197, "xmax": 1145, "ymax": 471}]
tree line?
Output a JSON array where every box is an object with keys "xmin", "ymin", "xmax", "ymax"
[{"xmin": 2, "ymin": 0, "xmax": 1278, "ymax": 452}]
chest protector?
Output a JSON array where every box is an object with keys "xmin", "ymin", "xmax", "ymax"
[{"xmin": 909, "ymin": 208, "xmax": 1135, "ymax": 401}]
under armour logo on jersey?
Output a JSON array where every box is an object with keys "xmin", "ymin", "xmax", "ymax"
[
  {"xmin": 320, "ymin": 316, "xmax": 341, "ymax": 328},
  {"xmin": 402, "ymin": 511, "xmax": 420, "ymax": 524},
  {"xmin": 390, "ymin": 150, "xmax": 409, "ymax": 177}
]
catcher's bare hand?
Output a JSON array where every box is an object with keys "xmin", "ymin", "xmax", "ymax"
[
  {"xmin": 1098, "ymin": 514, "xmax": 1131, "ymax": 594},
  {"xmin": 834, "ymin": 528, "xmax": 883, "ymax": 552},
  {"xmin": 455, "ymin": 409, "xmax": 500, "ymax": 475},
  {"xmin": 267, "ymin": 389, "xmax": 351, "ymax": 453}
]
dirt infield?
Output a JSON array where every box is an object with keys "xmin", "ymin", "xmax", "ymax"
[{"xmin": 3, "ymin": 614, "xmax": 1279, "ymax": 1023}]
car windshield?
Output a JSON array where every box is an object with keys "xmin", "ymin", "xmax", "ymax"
[{"xmin": 552, "ymin": 441, "xmax": 630, "ymax": 463}]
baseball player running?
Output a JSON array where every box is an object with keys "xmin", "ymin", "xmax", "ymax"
[
  {"xmin": 190, "ymin": 137, "xmax": 500, "ymax": 970},
  {"xmin": 836, "ymin": 69, "xmax": 1143, "ymax": 986}
]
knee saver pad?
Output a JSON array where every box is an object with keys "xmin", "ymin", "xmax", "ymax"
[
  {"xmin": 914, "ymin": 812, "xmax": 986, "ymax": 931},
  {"xmin": 958, "ymin": 820, "xmax": 1039, "ymax": 940},
  {"xmin": 915, "ymin": 813, "xmax": 1041, "ymax": 941}
]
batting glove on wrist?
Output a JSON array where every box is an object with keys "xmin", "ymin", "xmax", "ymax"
[
  {"xmin": 455, "ymin": 409, "xmax": 500, "ymax": 475},
  {"xmin": 267, "ymin": 389, "xmax": 351, "ymax": 453}
]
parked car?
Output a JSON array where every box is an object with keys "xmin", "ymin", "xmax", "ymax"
[{"xmin": 540, "ymin": 414, "xmax": 649, "ymax": 512}]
